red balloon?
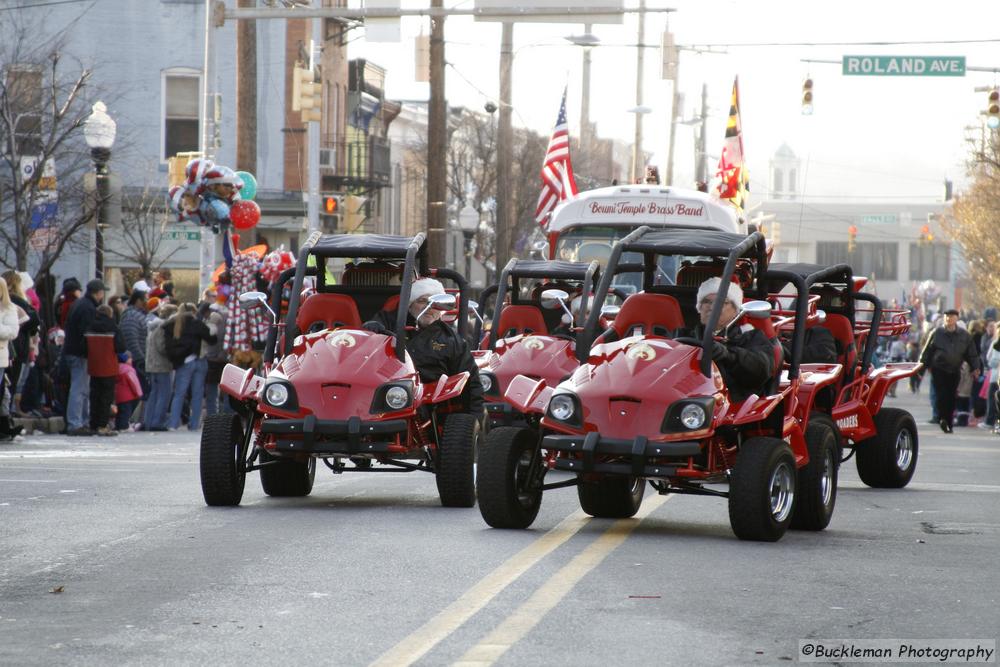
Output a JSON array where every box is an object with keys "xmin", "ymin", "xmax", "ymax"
[{"xmin": 230, "ymin": 199, "xmax": 260, "ymax": 230}]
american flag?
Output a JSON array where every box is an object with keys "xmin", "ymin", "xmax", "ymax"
[{"xmin": 534, "ymin": 88, "xmax": 578, "ymax": 226}]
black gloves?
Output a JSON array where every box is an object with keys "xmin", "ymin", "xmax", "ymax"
[{"xmin": 711, "ymin": 340, "xmax": 731, "ymax": 363}]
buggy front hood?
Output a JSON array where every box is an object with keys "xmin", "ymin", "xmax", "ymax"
[{"xmin": 274, "ymin": 329, "xmax": 418, "ymax": 420}]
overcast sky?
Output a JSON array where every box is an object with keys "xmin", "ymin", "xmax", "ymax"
[{"xmin": 350, "ymin": 0, "xmax": 1000, "ymax": 202}]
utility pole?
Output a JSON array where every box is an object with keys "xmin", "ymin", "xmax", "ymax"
[
  {"xmin": 631, "ymin": 0, "xmax": 646, "ymax": 183},
  {"xmin": 495, "ymin": 21, "xmax": 514, "ymax": 274},
  {"xmin": 579, "ymin": 23, "xmax": 592, "ymax": 154},
  {"xmin": 426, "ymin": 0, "xmax": 447, "ymax": 267},
  {"xmin": 306, "ymin": 15, "xmax": 321, "ymax": 236},
  {"xmin": 236, "ymin": 0, "xmax": 257, "ymax": 175},
  {"xmin": 200, "ymin": 0, "xmax": 219, "ymax": 294},
  {"xmin": 696, "ymin": 81, "xmax": 708, "ymax": 185}
]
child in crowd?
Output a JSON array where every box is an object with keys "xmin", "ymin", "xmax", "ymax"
[{"xmin": 115, "ymin": 353, "xmax": 143, "ymax": 431}]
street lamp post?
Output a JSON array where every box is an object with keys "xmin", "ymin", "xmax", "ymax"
[
  {"xmin": 83, "ymin": 101, "xmax": 116, "ymax": 282},
  {"xmin": 458, "ymin": 204, "xmax": 479, "ymax": 284}
]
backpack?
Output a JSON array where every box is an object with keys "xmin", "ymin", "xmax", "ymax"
[{"xmin": 164, "ymin": 324, "xmax": 191, "ymax": 367}]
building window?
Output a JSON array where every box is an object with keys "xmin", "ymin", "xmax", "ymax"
[
  {"xmin": 163, "ymin": 71, "xmax": 200, "ymax": 160},
  {"xmin": 816, "ymin": 241, "xmax": 899, "ymax": 280},
  {"xmin": 909, "ymin": 242, "xmax": 950, "ymax": 281},
  {"xmin": 788, "ymin": 169, "xmax": 796, "ymax": 194},
  {"xmin": 772, "ymin": 168, "xmax": 783, "ymax": 195},
  {"xmin": 4, "ymin": 65, "xmax": 42, "ymax": 155}
]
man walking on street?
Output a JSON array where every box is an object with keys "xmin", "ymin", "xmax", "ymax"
[
  {"xmin": 63, "ymin": 279, "xmax": 106, "ymax": 435},
  {"xmin": 919, "ymin": 308, "xmax": 981, "ymax": 433}
]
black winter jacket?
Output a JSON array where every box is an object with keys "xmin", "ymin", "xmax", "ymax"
[
  {"xmin": 363, "ymin": 309, "xmax": 483, "ymax": 413},
  {"xmin": 781, "ymin": 325, "xmax": 839, "ymax": 365},
  {"xmin": 685, "ymin": 323, "xmax": 775, "ymax": 404},
  {"xmin": 64, "ymin": 295, "xmax": 100, "ymax": 357},
  {"xmin": 164, "ymin": 317, "xmax": 217, "ymax": 369},
  {"xmin": 919, "ymin": 326, "xmax": 980, "ymax": 375}
]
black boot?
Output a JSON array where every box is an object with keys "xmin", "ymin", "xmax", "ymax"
[{"xmin": 0, "ymin": 415, "xmax": 19, "ymax": 440}]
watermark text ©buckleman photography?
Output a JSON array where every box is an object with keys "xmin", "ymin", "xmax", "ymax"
[{"xmin": 798, "ymin": 639, "xmax": 996, "ymax": 663}]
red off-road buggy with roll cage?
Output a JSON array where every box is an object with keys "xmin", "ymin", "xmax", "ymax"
[
  {"xmin": 766, "ymin": 262, "xmax": 920, "ymax": 488},
  {"xmin": 473, "ymin": 258, "xmax": 612, "ymax": 429},
  {"xmin": 476, "ymin": 226, "xmax": 844, "ymax": 541},
  {"xmin": 199, "ymin": 232, "xmax": 481, "ymax": 508}
]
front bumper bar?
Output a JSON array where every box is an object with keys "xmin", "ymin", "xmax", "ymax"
[
  {"xmin": 260, "ymin": 415, "xmax": 408, "ymax": 455},
  {"xmin": 542, "ymin": 433, "xmax": 702, "ymax": 477}
]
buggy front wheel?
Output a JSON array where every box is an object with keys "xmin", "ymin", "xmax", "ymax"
[{"xmin": 477, "ymin": 427, "xmax": 543, "ymax": 528}]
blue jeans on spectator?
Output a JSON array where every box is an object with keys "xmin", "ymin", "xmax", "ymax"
[
  {"xmin": 145, "ymin": 372, "xmax": 172, "ymax": 430},
  {"xmin": 115, "ymin": 399, "xmax": 139, "ymax": 430},
  {"xmin": 205, "ymin": 380, "xmax": 220, "ymax": 417},
  {"xmin": 168, "ymin": 358, "xmax": 207, "ymax": 430},
  {"xmin": 66, "ymin": 355, "xmax": 90, "ymax": 431}
]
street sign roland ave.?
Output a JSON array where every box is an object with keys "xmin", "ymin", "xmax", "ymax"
[{"xmin": 842, "ymin": 55, "xmax": 966, "ymax": 77}]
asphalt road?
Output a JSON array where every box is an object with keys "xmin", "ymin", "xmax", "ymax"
[{"xmin": 1, "ymin": 389, "xmax": 998, "ymax": 666}]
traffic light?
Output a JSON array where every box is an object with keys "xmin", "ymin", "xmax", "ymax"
[
  {"xmin": 920, "ymin": 224, "xmax": 934, "ymax": 246},
  {"xmin": 801, "ymin": 78, "xmax": 814, "ymax": 115},
  {"xmin": 320, "ymin": 193, "xmax": 342, "ymax": 231},
  {"xmin": 847, "ymin": 224, "xmax": 857, "ymax": 253},
  {"xmin": 292, "ymin": 65, "xmax": 322, "ymax": 123},
  {"xmin": 987, "ymin": 88, "xmax": 1000, "ymax": 129}
]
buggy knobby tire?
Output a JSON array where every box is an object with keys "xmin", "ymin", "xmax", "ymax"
[
  {"xmin": 791, "ymin": 416, "xmax": 839, "ymax": 531},
  {"xmin": 577, "ymin": 475, "xmax": 645, "ymax": 519},
  {"xmin": 477, "ymin": 427, "xmax": 543, "ymax": 528},
  {"xmin": 729, "ymin": 437, "xmax": 796, "ymax": 542},
  {"xmin": 855, "ymin": 407, "xmax": 918, "ymax": 488},
  {"xmin": 436, "ymin": 413, "xmax": 478, "ymax": 507},
  {"xmin": 200, "ymin": 414, "xmax": 247, "ymax": 506},
  {"xmin": 260, "ymin": 450, "xmax": 316, "ymax": 497}
]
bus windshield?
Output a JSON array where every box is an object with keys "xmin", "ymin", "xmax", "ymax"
[{"xmin": 554, "ymin": 225, "xmax": 679, "ymax": 294}]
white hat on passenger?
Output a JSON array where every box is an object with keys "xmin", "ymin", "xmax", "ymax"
[
  {"xmin": 132, "ymin": 279, "xmax": 151, "ymax": 294},
  {"xmin": 696, "ymin": 276, "xmax": 743, "ymax": 307},
  {"xmin": 408, "ymin": 278, "xmax": 445, "ymax": 306}
]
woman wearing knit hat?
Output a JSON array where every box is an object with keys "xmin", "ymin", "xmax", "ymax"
[{"xmin": 362, "ymin": 277, "xmax": 483, "ymax": 414}]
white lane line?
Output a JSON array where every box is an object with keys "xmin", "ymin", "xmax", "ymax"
[
  {"xmin": 840, "ymin": 481, "xmax": 1000, "ymax": 493},
  {"xmin": 369, "ymin": 509, "xmax": 592, "ymax": 667},
  {"xmin": 453, "ymin": 495, "xmax": 671, "ymax": 666},
  {"xmin": 0, "ymin": 479, "xmax": 60, "ymax": 483},
  {"xmin": 920, "ymin": 445, "xmax": 1000, "ymax": 455}
]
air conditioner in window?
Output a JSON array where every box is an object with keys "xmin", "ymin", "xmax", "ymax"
[{"xmin": 319, "ymin": 147, "xmax": 335, "ymax": 168}]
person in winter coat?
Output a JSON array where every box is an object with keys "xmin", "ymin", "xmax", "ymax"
[
  {"xmin": 1, "ymin": 271, "xmax": 39, "ymax": 416},
  {"xmin": 142, "ymin": 303, "xmax": 177, "ymax": 431},
  {"xmin": 677, "ymin": 277, "xmax": 775, "ymax": 404},
  {"xmin": 57, "ymin": 277, "xmax": 82, "ymax": 329},
  {"xmin": 63, "ymin": 279, "xmax": 107, "ymax": 435},
  {"xmin": 165, "ymin": 303, "xmax": 217, "ymax": 430},
  {"xmin": 86, "ymin": 304, "xmax": 125, "ymax": 436},
  {"xmin": 115, "ymin": 353, "xmax": 143, "ymax": 430},
  {"xmin": 919, "ymin": 308, "xmax": 982, "ymax": 433},
  {"xmin": 362, "ymin": 278, "xmax": 483, "ymax": 415},
  {"xmin": 0, "ymin": 278, "xmax": 23, "ymax": 439},
  {"xmin": 119, "ymin": 290, "xmax": 149, "ymax": 387}
]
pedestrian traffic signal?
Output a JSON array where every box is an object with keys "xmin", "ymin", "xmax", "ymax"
[
  {"xmin": 920, "ymin": 224, "xmax": 934, "ymax": 245},
  {"xmin": 801, "ymin": 78, "xmax": 814, "ymax": 115},
  {"xmin": 324, "ymin": 195, "xmax": 339, "ymax": 214},
  {"xmin": 847, "ymin": 224, "xmax": 857, "ymax": 253},
  {"xmin": 292, "ymin": 65, "xmax": 322, "ymax": 123},
  {"xmin": 987, "ymin": 88, "xmax": 1000, "ymax": 129},
  {"xmin": 320, "ymin": 193, "xmax": 343, "ymax": 232}
]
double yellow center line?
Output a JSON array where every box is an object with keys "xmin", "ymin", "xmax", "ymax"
[{"xmin": 370, "ymin": 494, "xmax": 670, "ymax": 667}]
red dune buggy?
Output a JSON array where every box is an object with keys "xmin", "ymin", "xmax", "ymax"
[
  {"xmin": 767, "ymin": 263, "xmax": 920, "ymax": 488},
  {"xmin": 474, "ymin": 259, "xmax": 604, "ymax": 428},
  {"xmin": 199, "ymin": 232, "xmax": 480, "ymax": 508},
  {"xmin": 476, "ymin": 226, "xmax": 842, "ymax": 541}
]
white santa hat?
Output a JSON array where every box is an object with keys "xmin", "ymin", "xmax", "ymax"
[
  {"xmin": 17, "ymin": 271, "xmax": 33, "ymax": 291},
  {"xmin": 408, "ymin": 277, "xmax": 445, "ymax": 306},
  {"xmin": 696, "ymin": 276, "xmax": 743, "ymax": 307}
]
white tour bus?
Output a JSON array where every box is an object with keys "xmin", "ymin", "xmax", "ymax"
[{"xmin": 542, "ymin": 185, "xmax": 745, "ymax": 293}]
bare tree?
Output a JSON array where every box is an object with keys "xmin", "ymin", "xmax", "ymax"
[
  {"xmin": 0, "ymin": 17, "xmax": 102, "ymax": 279},
  {"xmin": 945, "ymin": 128, "xmax": 1000, "ymax": 310},
  {"xmin": 103, "ymin": 185, "xmax": 187, "ymax": 283}
]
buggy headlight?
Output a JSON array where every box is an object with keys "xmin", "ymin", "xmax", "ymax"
[
  {"xmin": 385, "ymin": 385, "xmax": 409, "ymax": 410},
  {"xmin": 480, "ymin": 372, "xmax": 499, "ymax": 395},
  {"xmin": 549, "ymin": 394, "xmax": 577, "ymax": 422},
  {"xmin": 679, "ymin": 403, "xmax": 707, "ymax": 430},
  {"xmin": 264, "ymin": 383, "xmax": 290, "ymax": 407}
]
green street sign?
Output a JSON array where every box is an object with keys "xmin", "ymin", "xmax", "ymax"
[
  {"xmin": 842, "ymin": 55, "xmax": 965, "ymax": 77},
  {"xmin": 162, "ymin": 230, "xmax": 201, "ymax": 241},
  {"xmin": 861, "ymin": 214, "xmax": 897, "ymax": 224}
]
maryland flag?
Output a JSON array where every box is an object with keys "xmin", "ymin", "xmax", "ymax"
[{"xmin": 715, "ymin": 77, "xmax": 749, "ymax": 215}]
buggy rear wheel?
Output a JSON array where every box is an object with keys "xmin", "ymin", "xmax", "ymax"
[
  {"xmin": 260, "ymin": 450, "xmax": 316, "ymax": 497},
  {"xmin": 855, "ymin": 407, "xmax": 918, "ymax": 488},
  {"xmin": 577, "ymin": 476, "xmax": 645, "ymax": 519},
  {"xmin": 200, "ymin": 414, "xmax": 247, "ymax": 506},
  {"xmin": 729, "ymin": 437, "xmax": 796, "ymax": 542},
  {"xmin": 436, "ymin": 413, "xmax": 478, "ymax": 507},
  {"xmin": 791, "ymin": 416, "xmax": 839, "ymax": 531},
  {"xmin": 477, "ymin": 427, "xmax": 543, "ymax": 528}
]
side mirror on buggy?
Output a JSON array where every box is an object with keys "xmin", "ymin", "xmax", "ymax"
[
  {"xmin": 600, "ymin": 304, "xmax": 621, "ymax": 320},
  {"xmin": 467, "ymin": 300, "xmax": 484, "ymax": 324},
  {"xmin": 540, "ymin": 288, "xmax": 574, "ymax": 324},
  {"xmin": 238, "ymin": 291, "xmax": 277, "ymax": 324},
  {"xmin": 740, "ymin": 300, "xmax": 773, "ymax": 320},
  {"xmin": 415, "ymin": 292, "xmax": 457, "ymax": 322}
]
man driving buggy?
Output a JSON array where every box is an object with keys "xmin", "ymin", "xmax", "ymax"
[
  {"xmin": 682, "ymin": 277, "xmax": 776, "ymax": 403},
  {"xmin": 362, "ymin": 278, "xmax": 484, "ymax": 415}
]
